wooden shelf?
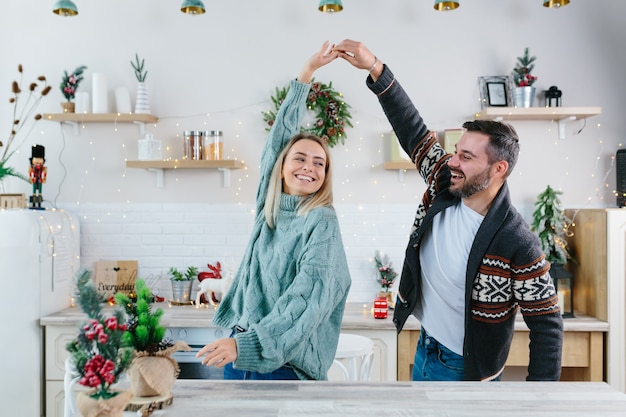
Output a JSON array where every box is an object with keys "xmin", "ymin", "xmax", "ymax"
[
  {"xmin": 43, "ymin": 113, "xmax": 158, "ymax": 123},
  {"xmin": 474, "ymin": 106, "xmax": 601, "ymax": 140},
  {"xmin": 474, "ymin": 106, "xmax": 601, "ymax": 121},
  {"xmin": 126, "ymin": 160, "xmax": 244, "ymax": 170},
  {"xmin": 383, "ymin": 161, "xmax": 414, "ymax": 170},
  {"xmin": 43, "ymin": 113, "xmax": 158, "ymax": 135},
  {"xmin": 383, "ymin": 160, "xmax": 415, "ymax": 182},
  {"xmin": 126, "ymin": 159, "xmax": 245, "ymax": 188}
]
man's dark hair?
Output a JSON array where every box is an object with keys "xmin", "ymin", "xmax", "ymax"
[{"xmin": 462, "ymin": 120, "xmax": 520, "ymax": 177}]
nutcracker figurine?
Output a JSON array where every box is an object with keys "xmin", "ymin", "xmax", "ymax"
[{"xmin": 29, "ymin": 144, "xmax": 47, "ymax": 209}]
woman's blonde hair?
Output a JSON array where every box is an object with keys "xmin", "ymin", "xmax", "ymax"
[{"xmin": 264, "ymin": 133, "xmax": 333, "ymax": 229}]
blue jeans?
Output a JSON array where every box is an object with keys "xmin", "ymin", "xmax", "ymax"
[
  {"xmin": 412, "ymin": 327, "xmax": 464, "ymax": 381},
  {"xmin": 223, "ymin": 362, "xmax": 299, "ymax": 380}
]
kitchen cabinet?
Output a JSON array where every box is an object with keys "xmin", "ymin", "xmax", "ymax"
[
  {"xmin": 396, "ymin": 314, "xmax": 607, "ymax": 382},
  {"xmin": 565, "ymin": 208, "xmax": 626, "ymax": 393},
  {"xmin": 44, "ymin": 325, "xmax": 82, "ymax": 417}
]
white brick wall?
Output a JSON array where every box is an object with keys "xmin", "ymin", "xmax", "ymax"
[{"xmin": 61, "ymin": 202, "xmax": 416, "ymax": 303}]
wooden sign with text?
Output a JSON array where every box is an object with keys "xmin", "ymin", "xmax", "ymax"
[{"xmin": 94, "ymin": 260, "xmax": 138, "ymax": 299}]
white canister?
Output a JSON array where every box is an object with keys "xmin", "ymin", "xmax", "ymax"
[{"xmin": 92, "ymin": 73, "xmax": 108, "ymax": 113}]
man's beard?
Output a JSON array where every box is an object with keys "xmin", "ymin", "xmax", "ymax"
[{"xmin": 450, "ymin": 167, "xmax": 491, "ymax": 199}]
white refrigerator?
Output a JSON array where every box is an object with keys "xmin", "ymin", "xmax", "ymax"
[{"xmin": 0, "ymin": 208, "xmax": 80, "ymax": 417}]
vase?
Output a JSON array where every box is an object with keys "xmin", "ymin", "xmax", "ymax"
[
  {"xmin": 129, "ymin": 355, "xmax": 178, "ymax": 397},
  {"xmin": 61, "ymin": 101, "xmax": 75, "ymax": 113},
  {"xmin": 76, "ymin": 389, "xmax": 133, "ymax": 417},
  {"xmin": 135, "ymin": 82, "xmax": 150, "ymax": 114},
  {"xmin": 513, "ymin": 86, "xmax": 536, "ymax": 108},
  {"xmin": 171, "ymin": 280, "xmax": 193, "ymax": 304}
]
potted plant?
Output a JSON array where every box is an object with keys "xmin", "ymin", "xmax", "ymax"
[
  {"xmin": 65, "ymin": 269, "xmax": 134, "ymax": 416},
  {"xmin": 374, "ymin": 250, "xmax": 398, "ymax": 308},
  {"xmin": 531, "ymin": 185, "xmax": 573, "ymax": 265},
  {"xmin": 59, "ymin": 65, "xmax": 87, "ymax": 113},
  {"xmin": 531, "ymin": 185, "xmax": 576, "ymax": 316},
  {"xmin": 131, "ymin": 53, "xmax": 150, "ymax": 114},
  {"xmin": 168, "ymin": 266, "xmax": 198, "ymax": 304},
  {"xmin": 114, "ymin": 278, "xmax": 190, "ymax": 399},
  {"xmin": 511, "ymin": 48, "xmax": 538, "ymax": 107}
]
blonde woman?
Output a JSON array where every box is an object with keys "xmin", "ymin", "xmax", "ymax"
[{"xmin": 196, "ymin": 42, "xmax": 351, "ymax": 381}]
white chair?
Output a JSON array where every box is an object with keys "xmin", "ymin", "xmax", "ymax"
[
  {"xmin": 64, "ymin": 357, "xmax": 80, "ymax": 417},
  {"xmin": 332, "ymin": 333, "xmax": 374, "ymax": 381}
]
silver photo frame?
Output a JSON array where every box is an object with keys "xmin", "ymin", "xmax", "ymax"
[{"xmin": 478, "ymin": 76, "xmax": 514, "ymax": 108}]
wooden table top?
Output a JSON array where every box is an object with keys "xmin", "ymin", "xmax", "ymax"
[{"xmin": 124, "ymin": 380, "xmax": 626, "ymax": 416}]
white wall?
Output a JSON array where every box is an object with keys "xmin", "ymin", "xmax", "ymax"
[{"xmin": 1, "ymin": 0, "xmax": 624, "ymax": 301}]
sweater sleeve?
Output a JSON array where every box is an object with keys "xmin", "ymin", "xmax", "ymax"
[
  {"xmin": 256, "ymin": 80, "xmax": 311, "ymax": 213},
  {"xmin": 233, "ymin": 211, "xmax": 351, "ymax": 376},
  {"xmin": 366, "ymin": 65, "xmax": 431, "ymax": 163}
]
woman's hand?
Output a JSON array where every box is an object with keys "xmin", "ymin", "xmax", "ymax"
[
  {"xmin": 334, "ymin": 39, "xmax": 382, "ymax": 80},
  {"xmin": 196, "ymin": 337, "xmax": 238, "ymax": 368},
  {"xmin": 298, "ymin": 40, "xmax": 339, "ymax": 84}
]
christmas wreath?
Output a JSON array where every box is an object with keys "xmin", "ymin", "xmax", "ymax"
[{"xmin": 262, "ymin": 79, "xmax": 353, "ymax": 148}]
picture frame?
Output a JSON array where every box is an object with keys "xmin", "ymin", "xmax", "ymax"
[{"xmin": 478, "ymin": 76, "xmax": 513, "ymax": 108}]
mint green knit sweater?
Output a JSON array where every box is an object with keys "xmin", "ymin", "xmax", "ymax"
[{"xmin": 212, "ymin": 80, "xmax": 352, "ymax": 380}]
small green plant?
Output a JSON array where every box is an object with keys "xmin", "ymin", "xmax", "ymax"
[
  {"xmin": 114, "ymin": 278, "xmax": 171, "ymax": 354},
  {"xmin": 531, "ymin": 185, "xmax": 573, "ymax": 265},
  {"xmin": 168, "ymin": 266, "xmax": 198, "ymax": 281},
  {"xmin": 512, "ymin": 47, "xmax": 537, "ymax": 87},
  {"xmin": 130, "ymin": 53, "xmax": 147, "ymax": 82}
]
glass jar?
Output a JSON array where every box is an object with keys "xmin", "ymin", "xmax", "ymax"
[
  {"xmin": 203, "ymin": 130, "xmax": 223, "ymax": 160},
  {"xmin": 183, "ymin": 130, "xmax": 203, "ymax": 160}
]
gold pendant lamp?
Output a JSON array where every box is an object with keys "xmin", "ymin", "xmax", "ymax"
[
  {"xmin": 181, "ymin": 0, "xmax": 206, "ymax": 15},
  {"xmin": 543, "ymin": 0, "xmax": 570, "ymax": 8},
  {"xmin": 434, "ymin": 0, "xmax": 460, "ymax": 11},
  {"xmin": 319, "ymin": 0, "xmax": 343, "ymax": 13},
  {"xmin": 52, "ymin": 0, "xmax": 78, "ymax": 16}
]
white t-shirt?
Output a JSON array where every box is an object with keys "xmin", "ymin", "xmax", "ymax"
[{"xmin": 414, "ymin": 201, "xmax": 484, "ymax": 355}]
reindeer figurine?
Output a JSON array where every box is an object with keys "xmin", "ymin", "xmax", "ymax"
[{"xmin": 195, "ymin": 262, "xmax": 234, "ymax": 306}]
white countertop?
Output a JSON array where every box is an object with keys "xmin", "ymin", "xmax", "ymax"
[
  {"xmin": 126, "ymin": 380, "xmax": 626, "ymax": 416},
  {"xmin": 40, "ymin": 302, "xmax": 608, "ymax": 332}
]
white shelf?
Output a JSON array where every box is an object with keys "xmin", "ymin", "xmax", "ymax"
[{"xmin": 125, "ymin": 159, "xmax": 246, "ymax": 188}]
